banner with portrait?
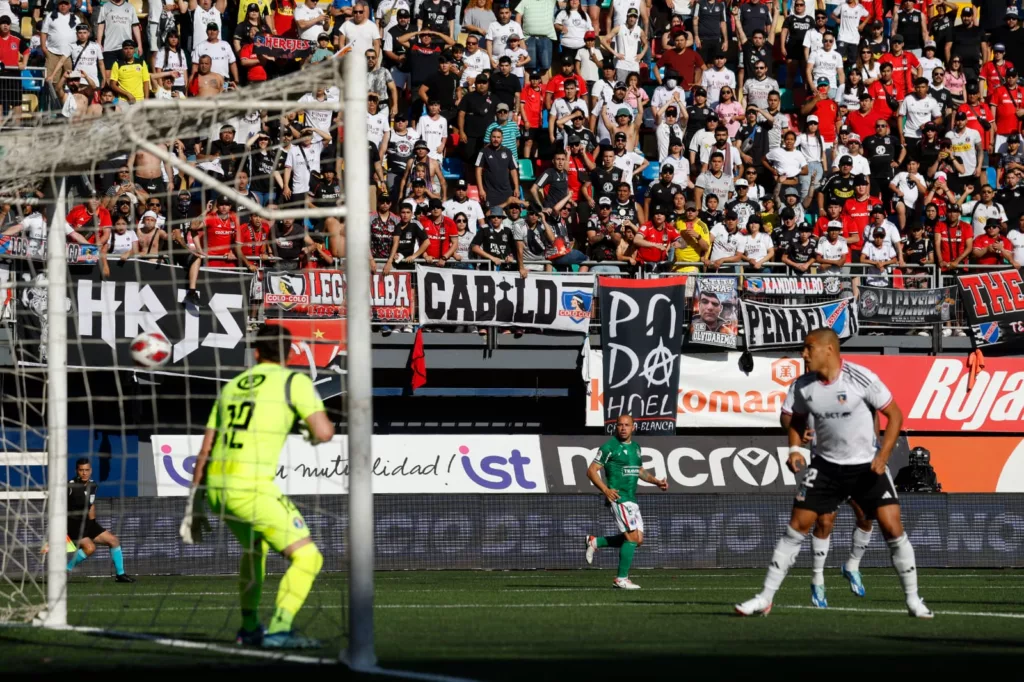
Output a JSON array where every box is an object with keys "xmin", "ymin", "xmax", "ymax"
[{"xmin": 689, "ymin": 277, "xmax": 739, "ymax": 348}]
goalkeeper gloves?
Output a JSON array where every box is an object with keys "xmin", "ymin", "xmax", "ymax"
[{"xmin": 179, "ymin": 486, "xmax": 212, "ymax": 545}]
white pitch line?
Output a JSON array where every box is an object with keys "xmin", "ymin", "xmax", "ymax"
[
  {"xmin": 777, "ymin": 604, "xmax": 1024, "ymax": 619},
  {"xmin": 70, "ymin": 585, "xmax": 1024, "ymax": 599}
]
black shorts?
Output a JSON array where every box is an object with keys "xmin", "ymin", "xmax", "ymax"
[
  {"xmin": 134, "ymin": 175, "xmax": 167, "ymax": 198},
  {"xmin": 793, "ymin": 458, "xmax": 899, "ymax": 518},
  {"xmin": 68, "ymin": 517, "xmax": 106, "ymax": 542}
]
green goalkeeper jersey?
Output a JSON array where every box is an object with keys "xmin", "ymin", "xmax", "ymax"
[
  {"xmin": 205, "ymin": 362, "xmax": 325, "ymax": 490},
  {"xmin": 594, "ymin": 437, "xmax": 643, "ymax": 504}
]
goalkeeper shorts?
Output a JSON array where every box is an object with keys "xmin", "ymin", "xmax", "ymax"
[{"xmin": 207, "ymin": 486, "xmax": 311, "ymax": 554}]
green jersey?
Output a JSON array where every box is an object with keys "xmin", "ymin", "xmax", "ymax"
[
  {"xmin": 594, "ymin": 437, "xmax": 643, "ymax": 503},
  {"xmin": 205, "ymin": 362, "xmax": 326, "ymax": 490}
]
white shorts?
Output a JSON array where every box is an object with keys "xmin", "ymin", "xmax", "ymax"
[
  {"xmin": 148, "ymin": 22, "xmax": 160, "ymax": 52},
  {"xmin": 611, "ymin": 500, "xmax": 644, "ymax": 534}
]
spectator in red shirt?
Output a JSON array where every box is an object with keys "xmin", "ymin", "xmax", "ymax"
[
  {"xmin": 234, "ymin": 212, "xmax": 269, "ymax": 273},
  {"xmin": 934, "ymin": 204, "xmax": 973, "ymax": 270},
  {"xmin": 421, "ymin": 198, "xmax": 458, "ymax": 265},
  {"xmin": 814, "ymin": 199, "xmax": 858, "ymax": 262},
  {"xmin": 980, "ymin": 45, "xmax": 1013, "ymax": 101},
  {"xmin": 0, "ymin": 16, "xmax": 27, "ymax": 116},
  {"xmin": 520, "ymin": 70, "xmax": 544, "ymax": 160},
  {"xmin": 800, "ymin": 81, "xmax": 839, "ymax": 146},
  {"xmin": 634, "ymin": 202, "xmax": 683, "ymax": 268},
  {"xmin": 971, "ymin": 219, "xmax": 1018, "ymax": 266},
  {"xmin": 990, "ymin": 69, "xmax": 1024, "ymax": 151},
  {"xmin": 185, "ymin": 196, "xmax": 239, "ymax": 305},
  {"xmin": 67, "ymin": 196, "xmax": 113, "ymax": 244},
  {"xmin": 868, "ymin": 62, "xmax": 901, "ymax": 123},
  {"xmin": 878, "ymin": 36, "xmax": 920, "ymax": 100},
  {"xmin": 238, "ymin": 27, "xmax": 270, "ymax": 84},
  {"xmin": 545, "ymin": 57, "xmax": 588, "ymax": 109},
  {"xmin": 846, "ymin": 92, "xmax": 880, "ymax": 141},
  {"xmin": 842, "ymin": 176, "xmax": 880, "ymax": 237},
  {"xmin": 657, "ymin": 30, "xmax": 705, "ymax": 91}
]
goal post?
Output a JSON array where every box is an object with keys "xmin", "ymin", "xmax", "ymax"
[{"xmin": 0, "ymin": 52, "xmax": 372, "ymax": 665}]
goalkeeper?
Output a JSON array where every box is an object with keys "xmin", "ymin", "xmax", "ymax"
[{"xmin": 181, "ymin": 324, "xmax": 335, "ymax": 649}]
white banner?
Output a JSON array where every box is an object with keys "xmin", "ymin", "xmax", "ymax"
[
  {"xmin": 740, "ymin": 297, "xmax": 859, "ymax": 349},
  {"xmin": 149, "ymin": 435, "xmax": 547, "ymax": 496},
  {"xmin": 416, "ymin": 266, "xmax": 594, "ymax": 332},
  {"xmin": 584, "ymin": 350, "xmax": 804, "ymax": 428}
]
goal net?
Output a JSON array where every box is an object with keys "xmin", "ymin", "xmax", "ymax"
[{"xmin": 0, "ymin": 54, "xmax": 373, "ymax": 667}]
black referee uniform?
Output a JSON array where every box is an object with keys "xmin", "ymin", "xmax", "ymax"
[{"xmin": 68, "ymin": 478, "xmax": 105, "ymax": 542}]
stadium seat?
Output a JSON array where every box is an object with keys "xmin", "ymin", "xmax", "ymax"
[
  {"xmin": 518, "ymin": 158, "xmax": 535, "ymax": 182},
  {"xmin": 635, "ymin": 183, "xmax": 648, "ymax": 202},
  {"xmin": 779, "ymin": 88, "xmax": 794, "ymax": 113},
  {"xmin": 541, "ymin": 109, "xmax": 548, "ymax": 129},
  {"xmin": 442, "ymin": 157, "xmax": 464, "ymax": 181},
  {"xmin": 987, "ymin": 166, "xmax": 998, "ymax": 189},
  {"xmin": 642, "ymin": 162, "xmax": 660, "ymax": 183},
  {"xmin": 20, "ymin": 17, "xmax": 31, "ymax": 36},
  {"xmin": 21, "ymin": 70, "xmax": 41, "ymax": 93},
  {"xmin": 21, "ymin": 93, "xmax": 37, "ymax": 113}
]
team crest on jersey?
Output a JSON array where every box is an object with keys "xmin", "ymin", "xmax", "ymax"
[{"xmin": 837, "ymin": 391, "xmax": 848, "ymax": 405}]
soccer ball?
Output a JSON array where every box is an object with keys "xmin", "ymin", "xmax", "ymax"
[{"xmin": 130, "ymin": 332, "xmax": 172, "ymax": 369}]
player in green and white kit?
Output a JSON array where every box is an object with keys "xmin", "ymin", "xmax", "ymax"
[{"xmin": 584, "ymin": 415, "xmax": 668, "ymax": 589}]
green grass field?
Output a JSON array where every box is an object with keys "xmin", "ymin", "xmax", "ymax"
[{"xmin": 4, "ymin": 568, "xmax": 1024, "ymax": 681}]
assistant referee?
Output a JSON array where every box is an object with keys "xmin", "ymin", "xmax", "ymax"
[{"xmin": 183, "ymin": 324, "xmax": 334, "ymax": 650}]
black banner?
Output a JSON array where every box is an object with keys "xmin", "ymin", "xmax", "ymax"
[
  {"xmin": 956, "ymin": 268, "xmax": 1024, "ymax": 347},
  {"xmin": 14, "ymin": 261, "xmax": 250, "ymax": 377},
  {"xmin": 16, "ymin": 494, "xmax": 1022, "ymax": 574},
  {"xmin": 253, "ymin": 34, "xmax": 313, "ymax": 59},
  {"xmin": 857, "ymin": 285, "xmax": 956, "ymax": 325},
  {"xmin": 598, "ymin": 276, "xmax": 687, "ymax": 434},
  {"xmin": 540, "ymin": 435, "xmax": 910, "ymax": 494},
  {"xmin": 740, "ymin": 297, "xmax": 859, "ymax": 349}
]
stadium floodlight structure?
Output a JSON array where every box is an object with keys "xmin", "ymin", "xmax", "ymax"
[{"xmin": 0, "ymin": 55, "xmax": 374, "ymax": 669}]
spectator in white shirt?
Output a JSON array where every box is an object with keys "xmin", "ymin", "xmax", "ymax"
[
  {"xmin": 765, "ymin": 130, "xmax": 808, "ymax": 199},
  {"xmin": 807, "ymin": 33, "xmax": 844, "ymax": 97},
  {"xmin": 294, "ymin": 0, "xmax": 328, "ymax": 42},
  {"xmin": 815, "ymin": 221, "xmax": 849, "ymax": 271},
  {"xmin": 737, "ymin": 215, "xmax": 774, "ymax": 271},
  {"xmin": 898, "ymin": 77, "xmax": 943, "ymax": 144},
  {"xmin": 888, "ymin": 156, "xmax": 928, "ymax": 230},
  {"xmin": 860, "ymin": 226, "xmax": 899, "ymax": 287},
  {"xmin": 831, "ymin": 0, "xmax": 868, "ymax": 64},
  {"xmin": 41, "ymin": 0, "xmax": 79, "ymax": 83},
  {"xmin": 338, "ymin": 1, "xmax": 382, "ymax": 59}
]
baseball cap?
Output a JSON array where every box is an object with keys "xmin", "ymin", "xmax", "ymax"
[
  {"xmin": 411, "ymin": 178, "xmax": 427, "ymax": 186},
  {"xmin": 428, "ymin": 198, "xmax": 443, "ymax": 211},
  {"xmin": 854, "ymin": 175, "xmax": 869, "ymax": 186},
  {"xmin": 489, "ymin": 206, "xmax": 505, "ymax": 217},
  {"xmin": 614, "ymin": 81, "xmax": 627, "ymax": 90},
  {"xmin": 955, "ymin": 110, "xmax": 968, "ymax": 120},
  {"xmin": 247, "ymin": 2, "xmax": 259, "ymax": 11},
  {"xmin": 816, "ymin": 77, "xmax": 830, "ymax": 87},
  {"xmin": 496, "ymin": 103, "xmax": 510, "ymax": 112},
  {"xmin": 780, "ymin": 207, "xmax": 796, "ymax": 220},
  {"xmin": 318, "ymin": 32, "xmax": 331, "ymax": 41},
  {"xmin": 693, "ymin": 86, "xmax": 707, "ymax": 97},
  {"xmin": 397, "ymin": 8, "xmax": 411, "ymax": 16},
  {"xmin": 891, "ymin": 34, "xmax": 904, "ymax": 43},
  {"xmin": 1009, "ymin": 6, "xmax": 1019, "ymax": 16},
  {"xmin": 1009, "ymin": 133, "xmax": 1022, "ymax": 143},
  {"xmin": 685, "ymin": 200, "xmax": 698, "ymax": 210},
  {"xmin": 783, "ymin": 186, "xmax": 801, "ymax": 197},
  {"xmin": 870, "ymin": 205, "xmax": 886, "ymax": 215},
  {"xmin": 839, "ymin": 155, "xmax": 853, "ymax": 166},
  {"xmin": 838, "ymin": 125, "xmax": 851, "ymax": 135},
  {"xmin": 827, "ymin": 220, "xmax": 843, "ymax": 231},
  {"xmin": 378, "ymin": 193, "xmax": 392, "ymax": 203},
  {"xmin": 414, "ymin": 139, "xmax": 429, "ymax": 149},
  {"xmin": 141, "ymin": 210, "xmax": 159, "ymax": 220},
  {"xmin": 986, "ymin": 218, "xmax": 1002, "ymax": 228},
  {"xmin": 799, "ymin": 221, "xmax": 814, "ymax": 231},
  {"xmin": 995, "ymin": 43, "xmax": 1007, "ymax": 52},
  {"xmin": 924, "ymin": 40, "xmax": 936, "ymax": 49},
  {"xmin": 76, "ymin": 23, "xmax": 90, "ymax": 30},
  {"xmin": 734, "ymin": 178, "xmax": 748, "ymax": 187},
  {"xmin": 847, "ymin": 133, "xmax": 861, "ymax": 143},
  {"xmin": 567, "ymin": 134, "xmax": 582, "ymax": 146},
  {"xmin": 934, "ymin": 171, "xmax": 948, "ymax": 182},
  {"xmin": 1008, "ymin": 68, "xmax": 1019, "ymax": 78},
  {"xmin": 652, "ymin": 206, "xmax": 668, "ymax": 216},
  {"xmin": 966, "ymin": 80, "xmax": 981, "ymax": 94},
  {"xmin": 216, "ymin": 195, "xmax": 233, "ymax": 206},
  {"xmin": 455, "ymin": 179, "xmax": 468, "ymax": 190},
  {"xmin": 659, "ymin": 165, "xmax": 673, "ymax": 175},
  {"xmin": 961, "ymin": 5, "xmax": 973, "ymax": 14},
  {"xmin": 627, "ymin": 7, "xmax": 639, "ymax": 15},
  {"xmin": 806, "ymin": 114, "xmax": 819, "ymax": 123},
  {"xmin": 614, "ymin": 132, "xmax": 627, "ymax": 141},
  {"xmin": 206, "ymin": 22, "xmax": 219, "ymax": 31},
  {"xmin": 598, "ymin": 196, "xmax": 612, "ymax": 206},
  {"xmin": 584, "ymin": 31, "xmax": 597, "ymax": 40},
  {"xmin": 873, "ymin": 227, "xmax": 887, "ymax": 238}
]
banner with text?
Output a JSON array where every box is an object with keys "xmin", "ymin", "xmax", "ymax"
[
  {"xmin": 956, "ymin": 268, "xmax": 1024, "ymax": 348},
  {"xmin": 149, "ymin": 434, "xmax": 547, "ymax": 496},
  {"xmin": 14, "ymin": 261, "xmax": 249, "ymax": 377},
  {"xmin": 689, "ymin": 277, "xmax": 739, "ymax": 348},
  {"xmin": 858, "ymin": 285, "xmax": 956, "ymax": 325},
  {"xmin": 416, "ymin": 266, "xmax": 593, "ymax": 332},
  {"xmin": 741, "ymin": 297, "xmax": 858, "ymax": 349},
  {"xmin": 263, "ymin": 269, "xmax": 414, "ymax": 322},
  {"xmin": 598, "ymin": 277, "xmax": 687, "ymax": 433},
  {"xmin": 585, "ymin": 351, "xmax": 803, "ymax": 429},
  {"xmin": 744, "ymin": 275, "xmax": 842, "ymax": 296},
  {"xmin": 253, "ymin": 34, "xmax": 313, "ymax": 59},
  {"xmin": 0, "ymin": 235, "xmax": 100, "ymax": 263}
]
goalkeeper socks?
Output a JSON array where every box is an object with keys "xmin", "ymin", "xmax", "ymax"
[
  {"xmin": 810, "ymin": 536, "xmax": 830, "ymax": 587},
  {"xmin": 268, "ymin": 543, "xmax": 323, "ymax": 635},
  {"xmin": 110, "ymin": 546, "xmax": 125, "ymax": 576},
  {"xmin": 67, "ymin": 548, "xmax": 88, "ymax": 572},
  {"xmin": 616, "ymin": 541, "xmax": 637, "ymax": 579},
  {"xmin": 759, "ymin": 526, "xmax": 805, "ymax": 602},
  {"xmin": 845, "ymin": 527, "xmax": 873, "ymax": 572},
  {"xmin": 887, "ymin": 533, "xmax": 920, "ymax": 603},
  {"xmin": 239, "ymin": 540, "xmax": 268, "ymax": 631},
  {"xmin": 597, "ymin": 534, "xmax": 625, "ymax": 549}
]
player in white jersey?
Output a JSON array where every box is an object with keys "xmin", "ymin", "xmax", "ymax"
[{"xmin": 735, "ymin": 328, "xmax": 933, "ymax": 619}]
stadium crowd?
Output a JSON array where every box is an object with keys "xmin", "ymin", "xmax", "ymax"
[{"xmin": 0, "ymin": 0, "xmax": 1023, "ymax": 333}]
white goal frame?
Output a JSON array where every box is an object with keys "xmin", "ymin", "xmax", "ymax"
[{"xmin": 38, "ymin": 55, "xmax": 375, "ymax": 669}]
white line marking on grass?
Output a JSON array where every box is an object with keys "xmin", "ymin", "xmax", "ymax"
[{"xmin": 777, "ymin": 605, "xmax": 1024, "ymax": 619}]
